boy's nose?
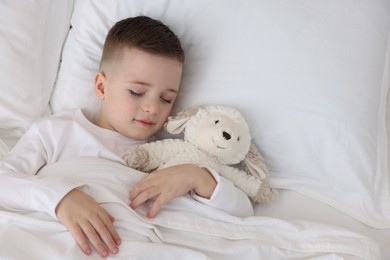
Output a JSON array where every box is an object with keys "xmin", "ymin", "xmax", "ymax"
[{"xmin": 143, "ymin": 98, "xmax": 159, "ymax": 114}]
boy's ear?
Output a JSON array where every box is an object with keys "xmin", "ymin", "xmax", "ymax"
[{"xmin": 94, "ymin": 72, "xmax": 106, "ymax": 100}]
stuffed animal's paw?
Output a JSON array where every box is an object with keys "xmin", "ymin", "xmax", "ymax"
[{"xmin": 123, "ymin": 147, "xmax": 150, "ymax": 171}]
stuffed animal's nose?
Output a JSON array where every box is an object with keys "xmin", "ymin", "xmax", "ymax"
[{"xmin": 223, "ymin": 131, "xmax": 231, "ymax": 140}]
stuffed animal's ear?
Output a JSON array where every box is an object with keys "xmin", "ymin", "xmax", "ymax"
[
  {"xmin": 164, "ymin": 107, "xmax": 199, "ymax": 134},
  {"xmin": 242, "ymin": 143, "xmax": 269, "ymax": 180}
]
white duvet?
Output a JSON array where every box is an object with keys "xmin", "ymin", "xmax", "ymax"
[{"xmin": 0, "ymin": 158, "xmax": 380, "ymax": 259}]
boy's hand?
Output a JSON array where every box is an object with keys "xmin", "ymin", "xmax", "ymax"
[
  {"xmin": 130, "ymin": 164, "xmax": 217, "ymax": 218},
  {"xmin": 55, "ymin": 189, "xmax": 121, "ymax": 258}
]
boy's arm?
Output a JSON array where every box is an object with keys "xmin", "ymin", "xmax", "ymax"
[
  {"xmin": 0, "ymin": 126, "xmax": 120, "ymax": 257},
  {"xmin": 0, "ymin": 171, "xmax": 120, "ymax": 257},
  {"xmin": 190, "ymin": 167, "xmax": 254, "ymax": 217},
  {"xmin": 0, "ymin": 124, "xmax": 83, "ymax": 217},
  {"xmin": 130, "ymin": 163, "xmax": 254, "ymax": 218}
]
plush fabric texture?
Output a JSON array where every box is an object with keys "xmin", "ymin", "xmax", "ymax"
[
  {"xmin": 0, "ymin": 0, "xmax": 74, "ymax": 138},
  {"xmin": 123, "ymin": 106, "xmax": 276, "ymax": 203},
  {"xmin": 51, "ymin": 0, "xmax": 390, "ymax": 228}
]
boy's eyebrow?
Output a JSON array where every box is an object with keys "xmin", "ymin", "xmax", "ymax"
[
  {"xmin": 129, "ymin": 80, "xmax": 150, "ymax": 86},
  {"xmin": 130, "ymin": 80, "xmax": 178, "ymax": 93},
  {"xmin": 166, "ymin": 88, "xmax": 178, "ymax": 93}
]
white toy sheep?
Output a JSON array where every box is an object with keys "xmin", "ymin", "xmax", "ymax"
[{"xmin": 123, "ymin": 105, "xmax": 276, "ymax": 204}]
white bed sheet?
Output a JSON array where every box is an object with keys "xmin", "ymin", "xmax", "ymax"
[{"xmin": 255, "ymin": 190, "xmax": 390, "ymax": 259}]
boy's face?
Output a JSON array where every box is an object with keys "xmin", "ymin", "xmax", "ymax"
[{"xmin": 94, "ymin": 48, "xmax": 183, "ymax": 140}]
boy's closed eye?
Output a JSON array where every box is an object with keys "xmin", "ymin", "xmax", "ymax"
[
  {"xmin": 160, "ymin": 96, "xmax": 173, "ymax": 104},
  {"xmin": 129, "ymin": 89, "xmax": 175, "ymax": 104},
  {"xmin": 129, "ymin": 90, "xmax": 143, "ymax": 97}
]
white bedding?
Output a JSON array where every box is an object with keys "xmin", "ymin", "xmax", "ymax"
[
  {"xmin": 0, "ymin": 158, "xmax": 379, "ymax": 259},
  {"xmin": 255, "ymin": 59, "xmax": 390, "ymax": 259},
  {"xmin": 1, "ymin": 0, "xmax": 390, "ymax": 259}
]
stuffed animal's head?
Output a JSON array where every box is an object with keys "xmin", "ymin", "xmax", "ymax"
[{"xmin": 164, "ymin": 106, "xmax": 251, "ymax": 165}]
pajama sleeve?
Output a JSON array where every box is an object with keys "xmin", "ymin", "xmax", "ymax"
[
  {"xmin": 190, "ymin": 168, "xmax": 254, "ymax": 217},
  {"xmin": 0, "ymin": 124, "xmax": 85, "ymax": 219}
]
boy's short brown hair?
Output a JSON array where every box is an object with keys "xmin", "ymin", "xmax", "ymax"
[{"xmin": 100, "ymin": 15, "xmax": 184, "ymax": 70}]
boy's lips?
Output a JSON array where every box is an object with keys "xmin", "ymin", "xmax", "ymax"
[{"xmin": 135, "ymin": 119, "xmax": 155, "ymax": 127}]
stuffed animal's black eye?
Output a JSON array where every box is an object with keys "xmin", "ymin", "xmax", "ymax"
[
  {"xmin": 214, "ymin": 120, "xmax": 219, "ymax": 124},
  {"xmin": 237, "ymin": 137, "xmax": 240, "ymax": 141}
]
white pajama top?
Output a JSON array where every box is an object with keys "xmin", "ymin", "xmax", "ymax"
[{"xmin": 0, "ymin": 109, "xmax": 254, "ymax": 218}]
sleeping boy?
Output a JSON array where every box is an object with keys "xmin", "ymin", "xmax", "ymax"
[{"xmin": 0, "ymin": 16, "xmax": 253, "ymax": 257}]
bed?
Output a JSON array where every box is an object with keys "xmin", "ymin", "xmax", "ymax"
[{"xmin": 1, "ymin": 0, "xmax": 390, "ymax": 259}]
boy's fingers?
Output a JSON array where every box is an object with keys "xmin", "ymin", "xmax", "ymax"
[
  {"xmin": 130, "ymin": 187, "xmax": 159, "ymax": 209},
  {"xmin": 147, "ymin": 199, "xmax": 164, "ymax": 218},
  {"xmin": 81, "ymin": 220, "xmax": 109, "ymax": 258},
  {"xmin": 108, "ymin": 213, "xmax": 115, "ymax": 222},
  {"xmin": 96, "ymin": 212, "xmax": 120, "ymax": 253},
  {"xmin": 110, "ymin": 227, "xmax": 121, "ymax": 247},
  {"xmin": 130, "ymin": 177, "xmax": 151, "ymax": 200},
  {"xmin": 56, "ymin": 189, "xmax": 120, "ymax": 256},
  {"xmin": 107, "ymin": 213, "xmax": 121, "ymax": 245},
  {"xmin": 67, "ymin": 212, "xmax": 120, "ymax": 257},
  {"xmin": 68, "ymin": 224, "xmax": 92, "ymax": 255},
  {"xmin": 147, "ymin": 193, "xmax": 172, "ymax": 218}
]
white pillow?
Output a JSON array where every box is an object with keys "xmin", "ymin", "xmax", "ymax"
[
  {"xmin": 0, "ymin": 0, "xmax": 74, "ymax": 145},
  {"xmin": 51, "ymin": 0, "xmax": 390, "ymax": 228}
]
